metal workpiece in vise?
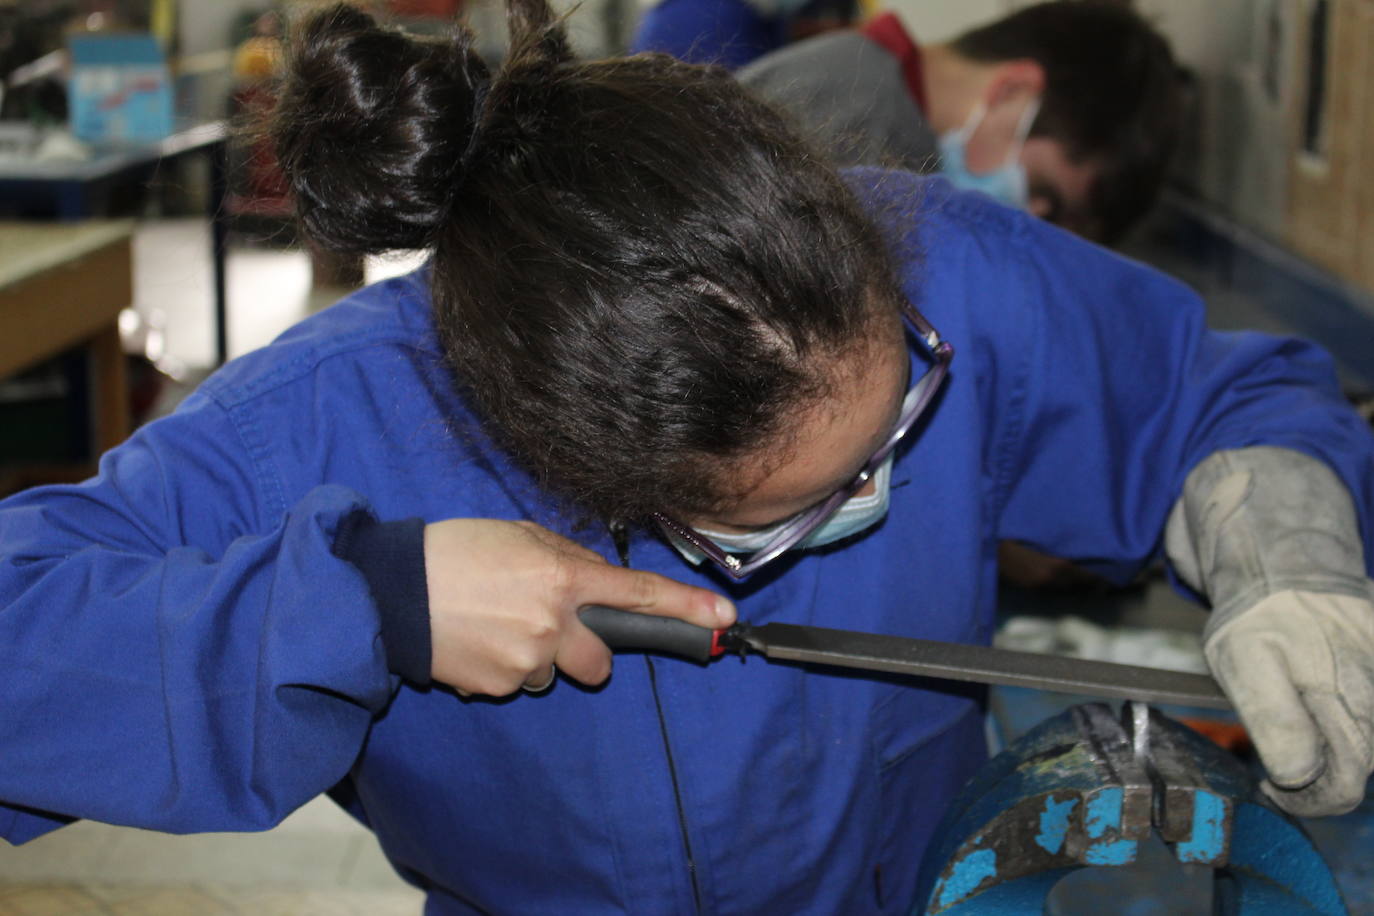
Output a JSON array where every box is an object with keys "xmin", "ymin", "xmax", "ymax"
[{"xmin": 914, "ymin": 702, "xmax": 1348, "ymax": 915}]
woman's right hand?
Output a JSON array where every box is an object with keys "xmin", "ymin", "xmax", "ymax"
[{"xmin": 423, "ymin": 519, "xmax": 735, "ymax": 696}]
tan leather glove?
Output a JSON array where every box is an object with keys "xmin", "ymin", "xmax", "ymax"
[
  {"xmin": 1167, "ymin": 447, "xmax": 1374, "ymax": 816},
  {"xmin": 1203, "ymin": 588, "xmax": 1374, "ymax": 815}
]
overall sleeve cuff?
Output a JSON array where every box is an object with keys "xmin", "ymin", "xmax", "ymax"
[{"xmin": 333, "ymin": 512, "xmax": 432, "ymax": 685}]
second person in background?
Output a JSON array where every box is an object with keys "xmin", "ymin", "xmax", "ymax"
[{"xmin": 736, "ymin": 0, "xmax": 1184, "ymax": 245}]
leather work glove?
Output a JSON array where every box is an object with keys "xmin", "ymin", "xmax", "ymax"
[
  {"xmin": 1167, "ymin": 447, "xmax": 1374, "ymax": 817},
  {"xmin": 1203, "ymin": 588, "xmax": 1374, "ymax": 816}
]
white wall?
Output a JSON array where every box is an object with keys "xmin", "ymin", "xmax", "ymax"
[
  {"xmin": 179, "ymin": 0, "xmax": 272, "ymax": 56},
  {"xmin": 1136, "ymin": 0, "xmax": 1296, "ymax": 237},
  {"xmin": 883, "ymin": 0, "xmax": 1015, "ymax": 43}
]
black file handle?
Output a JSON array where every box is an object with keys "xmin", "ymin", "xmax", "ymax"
[{"xmin": 579, "ymin": 605, "xmax": 722, "ymax": 663}]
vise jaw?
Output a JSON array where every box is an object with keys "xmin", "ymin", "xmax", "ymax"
[{"xmin": 915, "ymin": 702, "xmax": 1347, "ymax": 915}]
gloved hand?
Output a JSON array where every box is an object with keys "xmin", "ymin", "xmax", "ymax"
[
  {"xmin": 1167, "ymin": 446, "xmax": 1374, "ymax": 817},
  {"xmin": 1204, "ymin": 587, "xmax": 1374, "ymax": 816}
]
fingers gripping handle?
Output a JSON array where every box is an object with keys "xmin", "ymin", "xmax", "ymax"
[{"xmin": 579, "ymin": 606, "xmax": 726, "ymax": 663}]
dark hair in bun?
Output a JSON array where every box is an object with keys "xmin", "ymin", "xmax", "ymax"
[
  {"xmin": 271, "ymin": 1, "xmax": 909, "ymax": 524},
  {"xmin": 270, "ymin": 3, "xmax": 489, "ymax": 252}
]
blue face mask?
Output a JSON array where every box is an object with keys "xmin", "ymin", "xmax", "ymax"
[
  {"xmin": 667, "ymin": 453, "xmax": 894, "ymax": 566},
  {"xmin": 937, "ymin": 98, "xmax": 1041, "ymax": 210}
]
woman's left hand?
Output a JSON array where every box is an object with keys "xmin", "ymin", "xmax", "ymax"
[{"xmin": 1204, "ymin": 587, "xmax": 1374, "ymax": 817}]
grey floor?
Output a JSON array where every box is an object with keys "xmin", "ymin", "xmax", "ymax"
[{"xmin": 0, "ymin": 222, "xmax": 427, "ymax": 915}]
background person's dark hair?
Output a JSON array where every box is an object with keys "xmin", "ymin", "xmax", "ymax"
[
  {"xmin": 952, "ymin": 0, "xmax": 1184, "ymax": 244},
  {"xmin": 269, "ymin": 1, "xmax": 905, "ymax": 524}
]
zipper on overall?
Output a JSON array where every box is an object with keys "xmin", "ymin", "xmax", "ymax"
[{"xmin": 610, "ymin": 521, "xmax": 704, "ymax": 914}]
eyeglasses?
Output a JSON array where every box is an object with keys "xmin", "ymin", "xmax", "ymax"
[{"xmin": 653, "ymin": 302, "xmax": 953, "ymax": 579}]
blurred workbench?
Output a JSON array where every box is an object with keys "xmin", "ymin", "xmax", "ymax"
[
  {"xmin": 0, "ymin": 121, "xmax": 231, "ymax": 364},
  {"xmin": 0, "ymin": 219, "xmax": 134, "ymax": 492}
]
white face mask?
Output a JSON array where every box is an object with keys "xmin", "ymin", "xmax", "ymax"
[
  {"xmin": 937, "ymin": 96, "xmax": 1041, "ymax": 210},
  {"xmin": 667, "ymin": 453, "xmax": 895, "ymax": 566}
]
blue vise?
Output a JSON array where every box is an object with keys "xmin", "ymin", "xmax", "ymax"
[{"xmin": 915, "ymin": 703, "xmax": 1347, "ymax": 915}]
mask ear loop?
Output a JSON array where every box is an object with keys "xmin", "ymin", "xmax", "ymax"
[
  {"xmin": 950, "ymin": 100, "xmax": 989, "ymax": 146},
  {"xmin": 950, "ymin": 94, "xmax": 1038, "ymax": 167},
  {"xmin": 1006, "ymin": 95, "xmax": 1042, "ymax": 166}
]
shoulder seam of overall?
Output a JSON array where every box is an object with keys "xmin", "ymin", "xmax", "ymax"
[
  {"xmin": 940, "ymin": 192, "xmax": 1034, "ymax": 240},
  {"xmin": 850, "ymin": 169, "xmax": 1035, "ymax": 242},
  {"xmin": 201, "ymin": 332, "xmax": 440, "ymax": 411},
  {"xmin": 222, "ymin": 390, "xmax": 287, "ymax": 521},
  {"xmin": 145, "ymin": 387, "xmax": 286, "ymax": 527},
  {"xmin": 199, "ymin": 336, "xmax": 440, "ymax": 521}
]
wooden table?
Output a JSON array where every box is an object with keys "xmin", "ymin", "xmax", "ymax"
[
  {"xmin": 0, "ymin": 121, "xmax": 231, "ymax": 364},
  {"xmin": 0, "ymin": 220, "xmax": 135, "ymax": 489}
]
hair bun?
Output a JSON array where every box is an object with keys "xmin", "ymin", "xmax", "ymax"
[{"xmin": 271, "ymin": 4, "xmax": 488, "ymax": 253}]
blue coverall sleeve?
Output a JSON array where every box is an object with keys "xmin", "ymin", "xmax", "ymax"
[
  {"xmin": 980, "ymin": 216, "xmax": 1374, "ymax": 584},
  {"xmin": 628, "ymin": 0, "xmax": 785, "ymax": 70},
  {"xmin": 0, "ymin": 389, "xmax": 396, "ymax": 843}
]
